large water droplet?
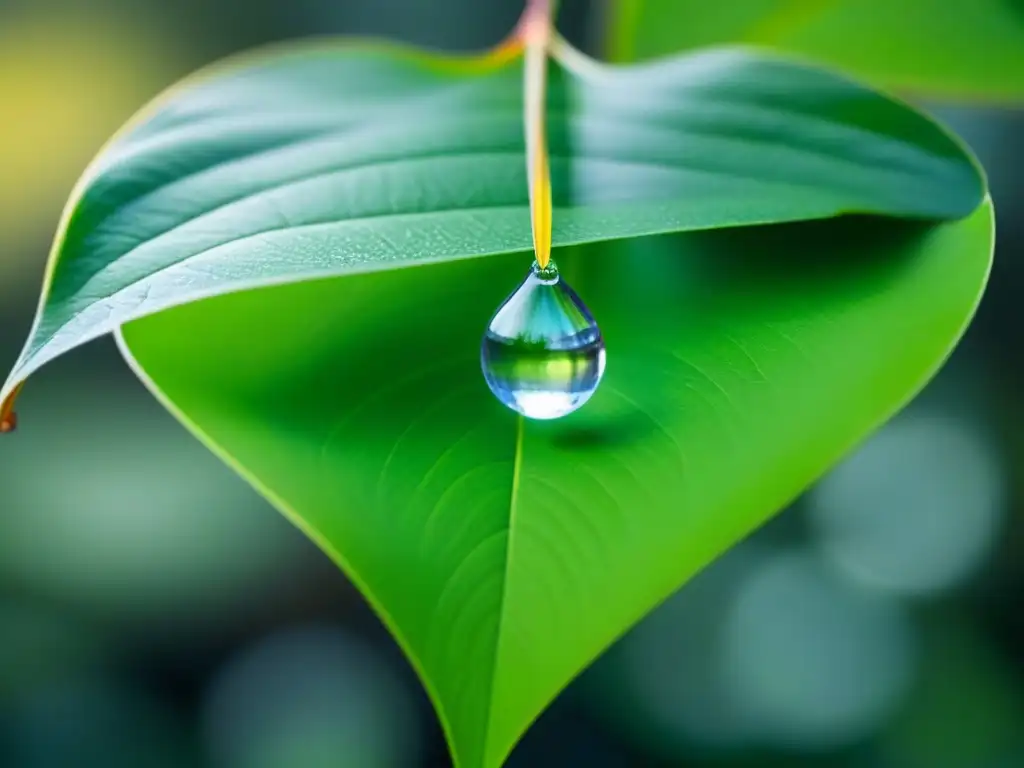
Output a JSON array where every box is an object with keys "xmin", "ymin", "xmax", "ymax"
[{"xmin": 481, "ymin": 260, "xmax": 605, "ymax": 420}]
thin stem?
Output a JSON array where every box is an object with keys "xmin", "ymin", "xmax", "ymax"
[{"xmin": 519, "ymin": 0, "xmax": 556, "ymax": 269}]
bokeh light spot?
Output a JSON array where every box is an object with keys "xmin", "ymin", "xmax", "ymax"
[
  {"xmin": 809, "ymin": 414, "xmax": 1005, "ymax": 597},
  {"xmin": 201, "ymin": 625, "xmax": 422, "ymax": 768},
  {"xmin": 722, "ymin": 550, "xmax": 916, "ymax": 750}
]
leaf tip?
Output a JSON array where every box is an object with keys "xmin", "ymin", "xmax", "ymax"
[{"xmin": 0, "ymin": 381, "xmax": 24, "ymax": 434}]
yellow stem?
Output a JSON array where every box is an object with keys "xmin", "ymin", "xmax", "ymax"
[{"xmin": 519, "ymin": 0, "xmax": 555, "ymax": 269}]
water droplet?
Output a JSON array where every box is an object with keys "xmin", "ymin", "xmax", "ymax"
[{"xmin": 481, "ymin": 260, "xmax": 605, "ymax": 420}]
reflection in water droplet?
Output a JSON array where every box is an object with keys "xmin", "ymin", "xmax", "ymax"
[{"xmin": 482, "ymin": 260, "xmax": 605, "ymax": 420}]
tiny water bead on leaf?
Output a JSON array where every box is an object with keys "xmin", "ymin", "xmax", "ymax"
[{"xmin": 481, "ymin": 259, "xmax": 606, "ymax": 420}]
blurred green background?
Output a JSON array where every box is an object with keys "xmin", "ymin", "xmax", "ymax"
[{"xmin": 1, "ymin": 1, "xmax": 1022, "ymax": 766}]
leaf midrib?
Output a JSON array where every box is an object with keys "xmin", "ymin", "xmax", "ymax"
[{"xmin": 478, "ymin": 414, "xmax": 525, "ymax": 768}]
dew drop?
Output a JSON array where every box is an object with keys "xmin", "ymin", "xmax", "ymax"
[{"xmin": 481, "ymin": 260, "xmax": 605, "ymax": 420}]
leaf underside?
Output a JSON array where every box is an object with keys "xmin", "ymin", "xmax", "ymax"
[
  {"xmin": 1, "ymin": 37, "xmax": 993, "ymax": 768},
  {"xmin": 1, "ymin": 41, "xmax": 982, "ymax": 403}
]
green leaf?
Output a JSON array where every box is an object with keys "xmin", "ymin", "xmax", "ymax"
[
  {"xmin": 118, "ymin": 203, "xmax": 993, "ymax": 767},
  {"xmin": 0, "ymin": 41, "xmax": 983, "ymax": 404},
  {"xmin": 612, "ymin": 0, "xmax": 1024, "ymax": 102},
  {"xmin": 0, "ymin": 36, "xmax": 992, "ymax": 768}
]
